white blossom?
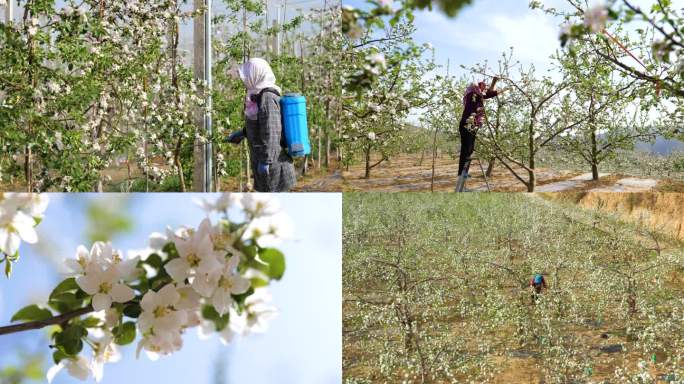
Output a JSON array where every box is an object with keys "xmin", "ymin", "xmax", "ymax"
[
  {"xmin": 137, "ymin": 284, "xmax": 187, "ymax": 359},
  {"xmin": 90, "ymin": 331, "xmax": 121, "ymax": 382},
  {"xmin": 242, "ymin": 212, "xmax": 294, "ymax": 248},
  {"xmin": 584, "ymin": 4, "xmax": 608, "ymax": 33},
  {"xmin": 0, "ymin": 193, "xmax": 47, "ymax": 256},
  {"xmin": 234, "ymin": 288, "xmax": 278, "ymax": 335},
  {"xmin": 76, "ymin": 263, "xmax": 136, "ymax": 311},
  {"xmin": 210, "ymin": 255, "xmax": 251, "ymax": 315},
  {"xmin": 165, "ymin": 218, "xmax": 222, "ymax": 296},
  {"xmin": 47, "ymin": 355, "xmax": 92, "ymax": 383},
  {"xmin": 194, "ymin": 193, "xmax": 242, "ymax": 214},
  {"xmin": 241, "ymin": 194, "xmax": 281, "ymax": 218}
]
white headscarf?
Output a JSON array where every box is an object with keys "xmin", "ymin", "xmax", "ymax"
[{"xmin": 238, "ymin": 58, "xmax": 282, "ymax": 120}]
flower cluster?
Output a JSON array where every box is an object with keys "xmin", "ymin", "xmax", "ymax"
[
  {"xmin": 15, "ymin": 193, "xmax": 292, "ymax": 383},
  {"xmin": 0, "ymin": 193, "xmax": 48, "ymax": 276},
  {"xmin": 583, "ymin": 4, "xmax": 608, "ymax": 34}
]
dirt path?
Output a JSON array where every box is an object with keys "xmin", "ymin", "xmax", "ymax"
[{"xmin": 294, "ymin": 153, "xmax": 682, "ymax": 192}]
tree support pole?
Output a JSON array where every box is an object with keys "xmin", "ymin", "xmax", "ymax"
[{"xmin": 204, "ymin": 0, "xmax": 213, "ymax": 192}]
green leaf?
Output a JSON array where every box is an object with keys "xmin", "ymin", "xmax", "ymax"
[
  {"xmin": 257, "ymin": 248, "xmax": 286, "ymax": 280},
  {"xmin": 201, "ymin": 305, "xmax": 230, "ymax": 331},
  {"xmin": 52, "ymin": 350, "xmax": 68, "ymax": 365},
  {"xmin": 50, "ymin": 277, "xmax": 79, "ymax": 299},
  {"xmin": 48, "ymin": 292, "xmax": 83, "ymax": 313},
  {"xmin": 243, "ymin": 244, "xmax": 258, "ymax": 259},
  {"xmin": 232, "ymin": 287, "xmax": 255, "ymax": 307},
  {"xmin": 162, "ymin": 242, "xmax": 179, "ymax": 259},
  {"xmin": 250, "ymin": 277, "xmax": 269, "ymax": 288},
  {"xmin": 123, "ymin": 303, "xmax": 141, "ymax": 318},
  {"xmin": 11, "ymin": 304, "xmax": 52, "ymax": 322},
  {"xmin": 79, "ymin": 316, "xmax": 102, "ymax": 328},
  {"xmin": 145, "ymin": 253, "xmax": 163, "ymax": 269},
  {"xmin": 54, "ymin": 325, "xmax": 86, "ymax": 355},
  {"xmin": 48, "ymin": 278, "xmax": 86, "ymax": 313},
  {"xmin": 113, "ymin": 322, "xmax": 136, "ymax": 345}
]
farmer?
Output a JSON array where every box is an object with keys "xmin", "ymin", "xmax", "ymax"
[
  {"xmin": 529, "ymin": 273, "xmax": 548, "ymax": 303},
  {"xmin": 227, "ymin": 58, "xmax": 296, "ymax": 192},
  {"xmin": 457, "ymin": 77, "xmax": 504, "ymax": 177}
]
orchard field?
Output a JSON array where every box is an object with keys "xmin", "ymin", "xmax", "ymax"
[
  {"xmin": 337, "ymin": 0, "xmax": 684, "ymax": 192},
  {"xmin": 343, "ymin": 192, "xmax": 684, "ymax": 383},
  {"xmin": 0, "ymin": 0, "xmax": 341, "ymax": 192}
]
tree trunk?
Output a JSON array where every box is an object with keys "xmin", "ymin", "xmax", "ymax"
[
  {"xmin": 24, "ymin": 145, "xmax": 31, "ymax": 192},
  {"xmin": 317, "ymin": 124, "xmax": 321, "ymax": 169},
  {"xmin": 528, "ymin": 121, "xmax": 536, "ymax": 192},
  {"xmin": 325, "ymin": 97, "xmax": 331, "ymax": 169},
  {"xmin": 364, "ymin": 145, "xmax": 371, "ymax": 179},
  {"xmin": 174, "ymin": 137, "xmax": 187, "ymax": 192},
  {"xmin": 302, "ymin": 155, "xmax": 308, "ymax": 176},
  {"xmin": 590, "ymin": 130, "xmax": 599, "ymax": 180},
  {"xmin": 527, "ymin": 169, "xmax": 535, "ymax": 192},
  {"xmin": 430, "ymin": 127, "xmax": 439, "ymax": 192},
  {"xmin": 486, "ymin": 157, "xmax": 495, "ymax": 177},
  {"xmin": 325, "ymin": 132, "xmax": 330, "ymax": 170}
]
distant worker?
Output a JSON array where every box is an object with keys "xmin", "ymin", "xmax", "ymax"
[
  {"xmin": 457, "ymin": 77, "xmax": 506, "ymax": 178},
  {"xmin": 529, "ymin": 273, "xmax": 548, "ymax": 303}
]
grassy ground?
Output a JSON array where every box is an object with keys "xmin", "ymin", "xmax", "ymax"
[{"xmin": 343, "ymin": 193, "xmax": 684, "ymax": 383}]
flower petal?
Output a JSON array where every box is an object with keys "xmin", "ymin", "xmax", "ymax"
[
  {"xmin": 76, "ymin": 275, "xmax": 99, "ymax": 295},
  {"xmin": 110, "ymin": 283, "xmax": 135, "ymax": 303},
  {"xmin": 140, "ymin": 290, "xmax": 158, "ymax": 312},
  {"xmin": 164, "ymin": 258, "xmax": 190, "ymax": 283},
  {"xmin": 230, "ymin": 276, "xmax": 251, "ymax": 295},
  {"xmin": 157, "ymin": 284, "xmax": 180, "ymax": 307},
  {"xmin": 64, "ymin": 259, "xmax": 83, "ymax": 274},
  {"xmin": 0, "ymin": 230, "xmax": 20, "ymax": 256},
  {"xmin": 13, "ymin": 212, "xmax": 38, "ymax": 244},
  {"xmin": 211, "ymin": 288, "xmax": 232, "ymax": 316},
  {"xmin": 92, "ymin": 293, "xmax": 112, "ymax": 312},
  {"xmin": 46, "ymin": 362, "xmax": 65, "ymax": 384}
]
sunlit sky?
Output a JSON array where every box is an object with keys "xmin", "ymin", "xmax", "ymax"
[
  {"xmin": 347, "ymin": 0, "xmax": 684, "ymax": 80},
  {"xmin": 0, "ymin": 193, "xmax": 342, "ymax": 384}
]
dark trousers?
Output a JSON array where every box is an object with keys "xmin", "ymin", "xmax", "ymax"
[{"xmin": 458, "ymin": 126, "xmax": 477, "ymax": 176}]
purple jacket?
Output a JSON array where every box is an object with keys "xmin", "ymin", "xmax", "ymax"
[{"xmin": 459, "ymin": 84, "xmax": 498, "ymax": 130}]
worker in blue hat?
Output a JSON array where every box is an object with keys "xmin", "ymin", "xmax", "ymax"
[{"xmin": 529, "ymin": 273, "xmax": 548, "ymax": 303}]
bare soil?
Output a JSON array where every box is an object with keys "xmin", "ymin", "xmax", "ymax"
[{"xmin": 295, "ymin": 153, "xmax": 684, "ymax": 193}]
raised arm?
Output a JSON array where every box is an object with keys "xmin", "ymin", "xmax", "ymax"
[{"xmin": 484, "ymin": 77, "xmax": 505, "ymax": 99}]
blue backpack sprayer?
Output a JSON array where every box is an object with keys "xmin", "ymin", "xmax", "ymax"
[
  {"xmin": 258, "ymin": 88, "xmax": 311, "ymax": 158},
  {"xmin": 280, "ymin": 93, "xmax": 312, "ymax": 157}
]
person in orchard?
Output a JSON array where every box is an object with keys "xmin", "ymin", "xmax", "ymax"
[
  {"xmin": 227, "ymin": 58, "xmax": 296, "ymax": 192},
  {"xmin": 457, "ymin": 77, "xmax": 507, "ymax": 178},
  {"xmin": 529, "ymin": 273, "xmax": 548, "ymax": 303}
]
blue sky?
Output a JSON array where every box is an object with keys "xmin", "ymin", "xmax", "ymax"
[
  {"xmin": 0, "ymin": 193, "xmax": 342, "ymax": 384},
  {"xmin": 347, "ymin": 0, "xmax": 680, "ymax": 80}
]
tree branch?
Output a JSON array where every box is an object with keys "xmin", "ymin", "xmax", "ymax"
[{"xmin": 0, "ymin": 306, "xmax": 94, "ymax": 336}]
